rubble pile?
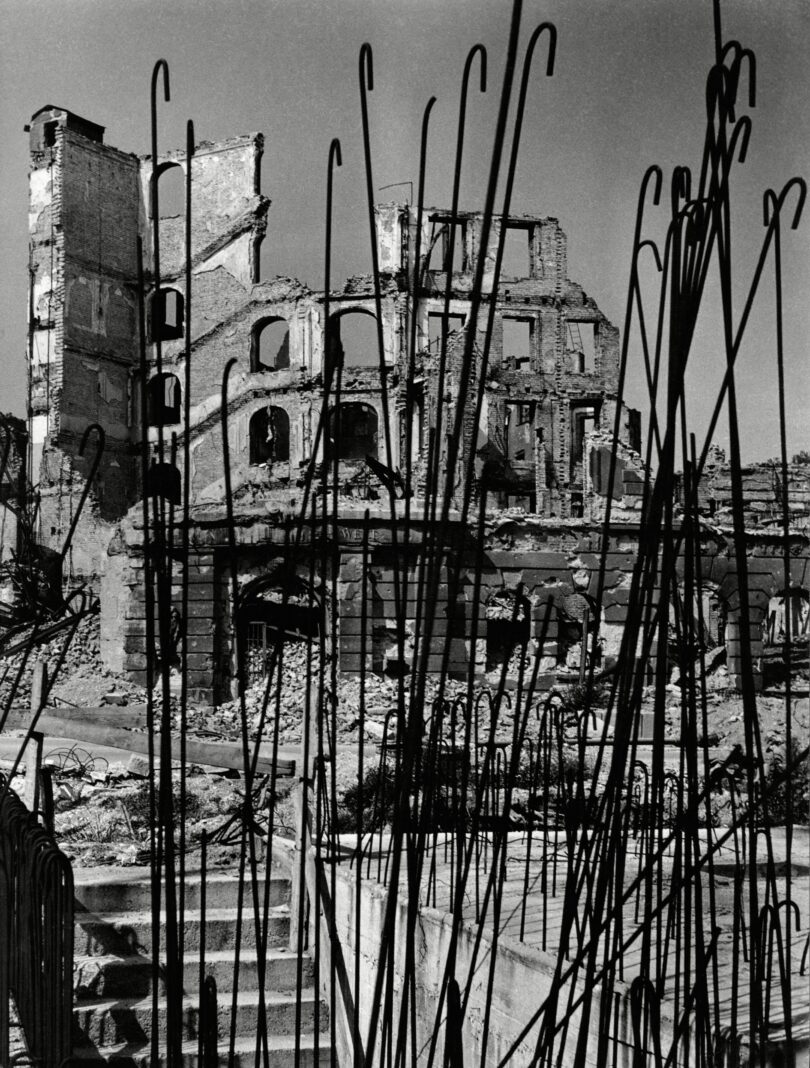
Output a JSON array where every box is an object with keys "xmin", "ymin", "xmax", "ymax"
[
  {"xmin": 0, "ymin": 609, "xmax": 108, "ymax": 708},
  {"xmin": 208, "ymin": 641, "xmax": 483, "ymax": 748}
]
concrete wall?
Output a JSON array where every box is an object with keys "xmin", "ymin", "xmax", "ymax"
[{"xmin": 324, "ymin": 850, "xmax": 647, "ymax": 1067}]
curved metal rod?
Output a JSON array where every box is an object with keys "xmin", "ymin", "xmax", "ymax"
[
  {"xmin": 322, "ymin": 136, "xmax": 343, "ymax": 475},
  {"xmin": 403, "ymin": 91, "xmax": 437, "ymax": 463},
  {"xmin": 757, "ymin": 904, "xmax": 779, "ymax": 1008},
  {"xmin": 451, "ymin": 693, "xmax": 470, "ymax": 726},
  {"xmin": 629, "ymin": 976, "xmax": 662, "ymax": 1067},
  {"xmin": 726, "ymin": 114, "xmax": 752, "ymax": 166},
  {"xmin": 763, "ymin": 177, "xmax": 807, "ymax": 230},
  {"xmin": 149, "ymin": 58, "xmax": 171, "ymax": 510},
  {"xmin": 356, "ymin": 42, "xmax": 395, "ymax": 482},
  {"xmin": 421, "ymin": 41, "xmax": 486, "ymax": 537},
  {"xmin": 637, "ymin": 238, "xmax": 663, "ymax": 274},
  {"xmin": 671, "ymin": 165, "xmax": 691, "ymax": 218},
  {"xmin": 293, "ymin": 137, "xmax": 342, "ymax": 515},
  {"xmin": 693, "ymin": 174, "xmax": 806, "ymax": 482},
  {"xmin": 777, "ymin": 898, "xmax": 801, "ymax": 933},
  {"xmin": 465, "ymin": 17, "xmax": 557, "ymax": 376},
  {"xmin": 60, "ymin": 424, "xmax": 105, "ymax": 562},
  {"xmin": 150, "ymin": 56, "xmax": 171, "ymax": 229},
  {"xmin": 720, "ymin": 40, "xmax": 756, "ymax": 111},
  {"xmin": 592, "ymin": 161, "xmax": 662, "ymax": 566}
]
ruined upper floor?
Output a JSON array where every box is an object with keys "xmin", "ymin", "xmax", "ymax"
[{"xmin": 26, "ymin": 106, "xmax": 644, "ymax": 564}]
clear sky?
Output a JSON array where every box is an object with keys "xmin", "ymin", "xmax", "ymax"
[{"xmin": 1, "ymin": 0, "xmax": 807, "ymax": 462}]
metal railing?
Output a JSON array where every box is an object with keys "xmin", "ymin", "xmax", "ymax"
[{"xmin": 0, "ymin": 773, "xmax": 74, "ymax": 1068}]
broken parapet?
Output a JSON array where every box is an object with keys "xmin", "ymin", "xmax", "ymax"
[{"xmin": 689, "ymin": 447, "xmax": 810, "ymax": 530}]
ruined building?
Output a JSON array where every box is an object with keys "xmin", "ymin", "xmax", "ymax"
[{"xmin": 24, "ymin": 107, "xmax": 808, "ymax": 701}]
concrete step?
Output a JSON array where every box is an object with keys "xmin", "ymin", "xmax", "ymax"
[
  {"xmin": 74, "ymin": 945, "xmax": 311, "ymax": 1000},
  {"xmin": 74, "ymin": 872, "xmax": 290, "ymax": 914},
  {"xmin": 74, "ymin": 905, "xmax": 290, "ymax": 956},
  {"xmin": 73, "ymin": 988, "xmax": 329, "ymax": 1048},
  {"xmin": 70, "ymin": 1033, "xmax": 333, "ymax": 1066}
]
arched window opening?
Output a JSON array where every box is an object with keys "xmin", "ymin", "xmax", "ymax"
[
  {"xmin": 329, "ymin": 310, "xmax": 380, "ymax": 369},
  {"xmin": 147, "ymin": 373, "xmax": 181, "ymax": 427},
  {"xmin": 486, "ymin": 590, "xmax": 531, "ymax": 674},
  {"xmin": 328, "ymin": 403, "xmax": 378, "ymax": 462},
  {"xmin": 147, "ymin": 461, "xmax": 181, "ymax": 506},
  {"xmin": 249, "ymin": 406, "xmax": 290, "ymax": 466},
  {"xmin": 241, "ymin": 573, "xmax": 322, "ymax": 684},
  {"xmin": 154, "ymin": 162, "xmax": 185, "ymax": 219},
  {"xmin": 150, "ymin": 288, "xmax": 184, "ymax": 341},
  {"xmin": 252, "ymin": 318, "xmax": 290, "ymax": 371},
  {"xmin": 763, "ymin": 588, "xmax": 810, "ymax": 647}
]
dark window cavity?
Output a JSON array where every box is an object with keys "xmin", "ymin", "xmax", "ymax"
[
  {"xmin": 328, "ymin": 403, "xmax": 379, "ymax": 461},
  {"xmin": 151, "ymin": 288, "xmax": 184, "ymax": 341},
  {"xmin": 250, "ymin": 406, "xmax": 291, "ymax": 465},
  {"xmin": 147, "ymin": 373, "xmax": 181, "ymax": 426}
]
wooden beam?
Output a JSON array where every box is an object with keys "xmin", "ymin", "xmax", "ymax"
[{"xmin": 2, "ymin": 710, "xmax": 295, "ymax": 777}]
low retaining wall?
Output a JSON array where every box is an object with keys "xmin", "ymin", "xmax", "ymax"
[{"xmin": 327, "ymin": 858, "xmax": 644, "ymax": 1067}]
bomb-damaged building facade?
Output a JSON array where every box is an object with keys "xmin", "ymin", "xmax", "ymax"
[{"xmin": 24, "ymin": 107, "xmax": 809, "ymax": 703}]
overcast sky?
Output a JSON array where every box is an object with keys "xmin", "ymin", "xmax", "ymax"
[{"xmin": 1, "ymin": 0, "xmax": 807, "ymax": 462}]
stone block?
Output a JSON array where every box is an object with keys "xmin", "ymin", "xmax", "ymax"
[
  {"xmin": 123, "ymin": 653, "xmax": 148, "ymax": 671},
  {"xmin": 186, "ymin": 616, "xmax": 214, "ymax": 637}
]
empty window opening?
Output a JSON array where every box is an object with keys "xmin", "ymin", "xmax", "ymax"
[
  {"xmin": 331, "ymin": 311, "xmax": 380, "ymax": 368},
  {"xmin": 147, "ymin": 373, "xmax": 181, "ymax": 426},
  {"xmin": 499, "ymin": 226, "xmax": 531, "ymax": 280},
  {"xmin": 43, "ymin": 121, "xmax": 58, "ymax": 148},
  {"xmin": 570, "ymin": 405, "xmax": 597, "ymax": 473},
  {"xmin": 437, "ymin": 220, "xmax": 466, "ymax": 273},
  {"xmin": 243, "ymin": 580, "xmax": 321, "ymax": 683},
  {"xmin": 505, "ymin": 401, "xmax": 535, "ymax": 462},
  {"xmin": 147, "ymin": 461, "xmax": 181, "ymax": 505},
  {"xmin": 763, "ymin": 588, "xmax": 810, "ymax": 647},
  {"xmin": 427, "ymin": 313, "xmax": 465, "ymax": 353},
  {"xmin": 486, "ymin": 590, "xmax": 531, "ymax": 673},
  {"xmin": 252, "ymin": 318, "xmax": 290, "ymax": 371},
  {"xmin": 566, "ymin": 321, "xmax": 597, "ymax": 373},
  {"xmin": 328, "ymin": 403, "xmax": 379, "ymax": 461},
  {"xmin": 406, "ymin": 385, "xmax": 425, "ymax": 465},
  {"xmin": 690, "ymin": 587, "xmax": 727, "ymax": 652},
  {"xmin": 249, "ymin": 406, "xmax": 290, "ymax": 465},
  {"xmin": 506, "ymin": 493, "xmax": 535, "ymax": 511},
  {"xmin": 502, "ymin": 318, "xmax": 532, "ymax": 370},
  {"xmin": 150, "ymin": 288, "xmax": 184, "ymax": 341},
  {"xmin": 155, "ymin": 162, "xmax": 185, "ymax": 219}
]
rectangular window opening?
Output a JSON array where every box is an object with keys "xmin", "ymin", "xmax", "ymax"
[
  {"xmin": 439, "ymin": 221, "xmax": 466, "ymax": 273},
  {"xmin": 428, "ymin": 312, "xmax": 465, "ymax": 353},
  {"xmin": 502, "ymin": 318, "xmax": 532, "ymax": 371},
  {"xmin": 566, "ymin": 321, "xmax": 597, "ymax": 373},
  {"xmin": 505, "ymin": 401, "xmax": 535, "ymax": 461},
  {"xmin": 500, "ymin": 226, "xmax": 531, "ymax": 280},
  {"xmin": 571, "ymin": 405, "xmax": 597, "ymax": 472}
]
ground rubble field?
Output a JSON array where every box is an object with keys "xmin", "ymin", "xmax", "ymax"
[{"xmin": 0, "ymin": 613, "xmax": 807, "ymax": 867}]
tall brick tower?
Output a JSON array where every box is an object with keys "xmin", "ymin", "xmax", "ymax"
[{"xmin": 27, "ymin": 106, "xmax": 141, "ymax": 577}]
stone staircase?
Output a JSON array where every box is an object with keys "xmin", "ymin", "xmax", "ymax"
[{"xmin": 69, "ymin": 864, "xmax": 332, "ymax": 1066}]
